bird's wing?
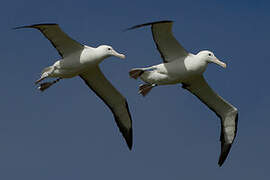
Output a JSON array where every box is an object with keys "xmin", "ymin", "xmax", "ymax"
[
  {"xmin": 14, "ymin": 23, "xmax": 84, "ymax": 58},
  {"xmin": 127, "ymin": 20, "xmax": 188, "ymax": 63},
  {"xmin": 80, "ymin": 67, "xmax": 133, "ymax": 149},
  {"xmin": 183, "ymin": 76, "xmax": 238, "ymax": 166}
]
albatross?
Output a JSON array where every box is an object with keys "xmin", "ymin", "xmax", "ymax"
[
  {"xmin": 14, "ymin": 23, "xmax": 133, "ymax": 150},
  {"xmin": 127, "ymin": 20, "xmax": 238, "ymax": 166}
]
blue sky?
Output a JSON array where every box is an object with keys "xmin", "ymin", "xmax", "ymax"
[{"xmin": 0, "ymin": 0, "xmax": 270, "ymax": 179}]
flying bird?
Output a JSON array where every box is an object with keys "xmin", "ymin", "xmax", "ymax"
[
  {"xmin": 14, "ymin": 23, "xmax": 133, "ymax": 150},
  {"xmin": 127, "ymin": 20, "xmax": 238, "ymax": 166}
]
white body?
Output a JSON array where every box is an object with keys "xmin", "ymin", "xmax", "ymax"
[
  {"xmin": 140, "ymin": 53, "xmax": 207, "ymax": 85},
  {"xmin": 43, "ymin": 45, "xmax": 121, "ymax": 79}
]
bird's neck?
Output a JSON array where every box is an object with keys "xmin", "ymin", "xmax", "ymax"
[
  {"xmin": 94, "ymin": 48, "xmax": 109, "ymax": 62},
  {"xmin": 185, "ymin": 55, "xmax": 208, "ymax": 74}
]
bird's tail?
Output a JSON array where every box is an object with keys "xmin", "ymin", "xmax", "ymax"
[
  {"xmin": 35, "ymin": 66, "xmax": 54, "ymax": 84},
  {"xmin": 41, "ymin": 66, "xmax": 53, "ymax": 75},
  {"xmin": 129, "ymin": 68, "xmax": 145, "ymax": 79}
]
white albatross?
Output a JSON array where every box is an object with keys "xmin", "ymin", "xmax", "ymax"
[
  {"xmin": 14, "ymin": 23, "xmax": 133, "ymax": 149},
  {"xmin": 127, "ymin": 20, "xmax": 238, "ymax": 166}
]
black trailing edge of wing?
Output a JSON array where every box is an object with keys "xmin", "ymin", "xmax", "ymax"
[{"xmin": 80, "ymin": 75, "xmax": 133, "ymax": 150}]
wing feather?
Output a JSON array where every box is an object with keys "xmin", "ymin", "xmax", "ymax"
[
  {"xmin": 183, "ymin": 76, "xmax": 238, "ymax": 166},
  {"xmin": 80, "ymin": 67, "xmax": 133, "ymax": 149},
  {"xmin": 14, "ymin": 23, "xmax": 84, "ymax": 58},
  {"xmin": 127, "ymin": 20, "xmax": 188, "ymax": 63}
]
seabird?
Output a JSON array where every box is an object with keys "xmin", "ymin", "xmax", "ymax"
[
  {"xmin": 127, "ymin": 20, "xmax": 238, "ymax": 166},
  {"xmin": 14, "ymin": 23, "xmax": 133, "ymax": 150}
]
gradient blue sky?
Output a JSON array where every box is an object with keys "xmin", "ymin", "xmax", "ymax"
[{"xmin": 0, "ymin": 0, "xmax": 270, "ymax": 179}]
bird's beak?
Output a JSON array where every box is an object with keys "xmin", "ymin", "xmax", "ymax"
[
  {"xmin": 212, "ymin": 58, "xmax": 226, "ymax": 68},
  {"xmin": 112, "ymin": 50, "xmax": 126, "ymax": 59}
]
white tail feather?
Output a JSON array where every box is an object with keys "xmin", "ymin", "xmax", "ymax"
[
  {"xmin": 42, "ymin": 66, "xmax": 53, "ymax": 74},
  {"xmin": 35, "ymin": 66, "xmax": 54, "ymax": 84}
]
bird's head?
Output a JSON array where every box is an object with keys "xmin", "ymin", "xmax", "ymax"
[
  {"xmin": 197, "ymin": 50, "xmax": 226, "ymax": 68},
  {"xmin": 97, "ymin": 45, "xmax": 126, "ymax": 59}
]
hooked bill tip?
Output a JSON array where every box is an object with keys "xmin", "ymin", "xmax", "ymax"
[
  {"xmin": 221, "ymin": 63, "xmax": 227, "ymax": 68},
  {"xmin": 116, "ymin": 53, "xmax": 125, "ymax": 59},
  {"xmin": 120, "ymin": 54, "xmax": 126, "ymax": 59},
  {"xmin": 213, "ymin": 58, "xmax": 227, "ymax": 68}
]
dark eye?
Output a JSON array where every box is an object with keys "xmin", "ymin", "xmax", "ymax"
[
  {"xmin": 208, "ymin": 53, "xmax": 212, "ymax": 56},
  {"xmin": 108, "ymin": 48, "xmax": 111, "ymax": 50}
]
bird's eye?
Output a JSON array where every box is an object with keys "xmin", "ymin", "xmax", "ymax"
[
  {"xmin": 208, "ymin": 53, "xmax": 212, "ymax": 56},
  {"xmin": 108, "ymin": 48, "xmax": 111, "ymax": 50}
]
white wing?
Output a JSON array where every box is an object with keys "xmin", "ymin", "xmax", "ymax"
[
  {"xmin": 14, "ymin": 23, "xmax": 84, "ymax": 58},
  {"xmin": 80, "ymin": 67, "xmax": 133, "ymax": 149},
  {"xmin": 183, "ymin": 76, "xmax": 238, "ymax": 166},
  {"xmin": 127, "ymin": 20, "xmax": 188, "ymax": 63}
]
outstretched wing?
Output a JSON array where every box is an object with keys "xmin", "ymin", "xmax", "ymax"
[
  {"xmin": 14, "ymin": 23, "xmax": 84, "ymax": 58},
  {"xmin": 80, "ymin": 67, "xmax": 133, "ymax": 150},
  {"xmin": 127, "ymin": 20, "xmax": 188, "ymax": 63},
  {"xmin": 183, "ymin": 76, "xmax": 238, "ymax": 166}
]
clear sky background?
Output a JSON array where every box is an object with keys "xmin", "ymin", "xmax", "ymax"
[{"xmin": 0, "ymin": 0, "xmax": 269, "ymax": 179}]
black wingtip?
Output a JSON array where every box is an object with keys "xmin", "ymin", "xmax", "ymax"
[
  {"xmin": 12, "ymin": 25, "xmax": 30, "ymax": 30},
  {"xmin": 111, "ymin": 106, "xmax": 133, "ymax": 150},
  {"xmin": 124, "ymin": 20, "xmax": 174, "ymax": 32},
  {"xmin": 218, "ymin": 112, "xmax": 238, "ymax": 167},
  {"xmin": 218, "ymin": 143, "xmax": 232, "ymax": 167},
  {"xmin": 125, "ymin": 128, "xmax": 133, "ymax": 150},
  {"xmin": 12, "ymin": 23, "xmax": 58, "ymax": 30},
  {"xmin": 218, "ymin": 160, "xmax": 223, "ymax": 167}
]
